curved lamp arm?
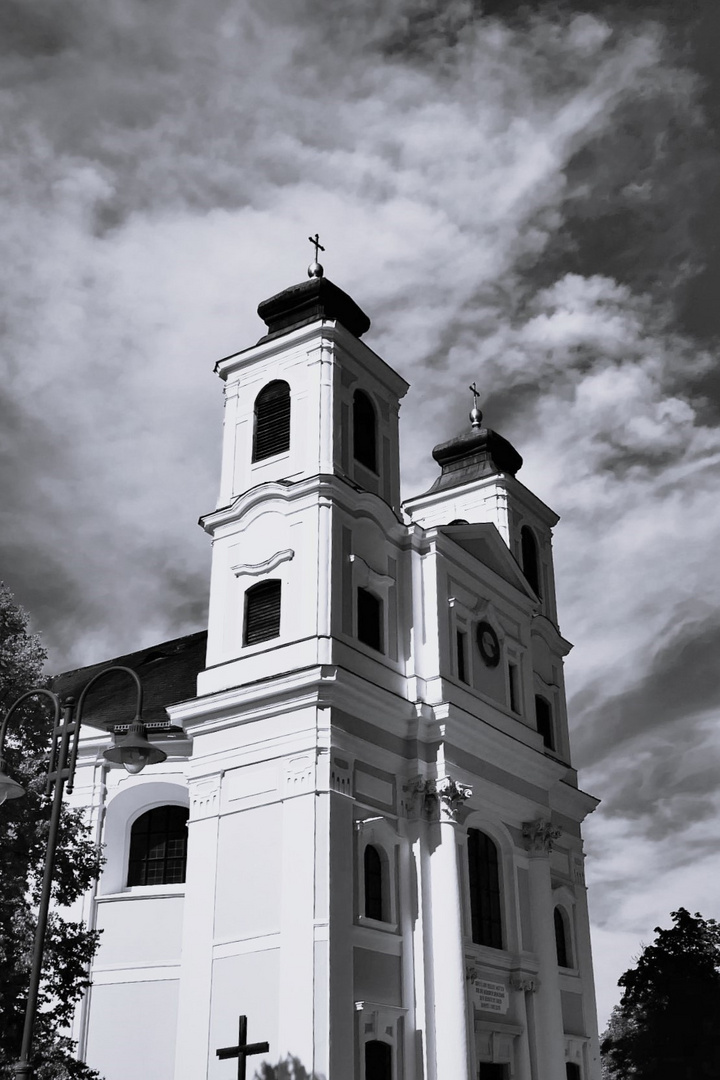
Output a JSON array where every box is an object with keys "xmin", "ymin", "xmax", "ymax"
[
  {"xmin": 0, "ymin": 690, "xmax": 62, "ymax": 804},
  {"xmin": 81, "ymin": 664, "xmax": 166, "ymax": 777}
]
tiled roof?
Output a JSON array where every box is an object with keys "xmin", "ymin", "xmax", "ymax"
[{"xmin": 49, "ymin": 630, "xmax": 207, "ymax": 732}]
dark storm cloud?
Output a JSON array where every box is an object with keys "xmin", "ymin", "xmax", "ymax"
[{"xmin": 574, "ymin": 615, "xmax": 720, "ymax": 763}]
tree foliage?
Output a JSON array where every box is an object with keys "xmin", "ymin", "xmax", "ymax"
[
  {"xmin": 255, "ymin": 1058, "xmax": 323, "ymax": 1080},
  {"xmin": 0, "ymin": 583, "xmax": 104, "ymax": 1079},
  {"xmin": 601, "ymin": 907, "xmax": 720, "ymax": 1080}
]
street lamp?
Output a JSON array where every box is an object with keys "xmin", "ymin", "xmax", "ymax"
[{"xmin": 0, "ymin": 665, "xmax": 167, "ymax": 1080}]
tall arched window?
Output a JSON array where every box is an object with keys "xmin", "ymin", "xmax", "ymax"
[
  {"xmin": 127, "ymin": 805, "xmax": 189, "ymax": 887},
  {"xmin": 252, "ymin": 380, "xmax": 291, "ymax": 462},
  {"xmin": 364, "ymin": 844, "xmax": 384, "ymax": 921},
  {"xmin": 555, "ymin": 907, "xmax": 572, "ymax": 968},
  {"xmin": 365, "ymin": 1040, "xmax": 392, "ymax": 1080},
  {"xmin": 244, "ymin": 579, "xmax": 281, "ymax": 645},
  {"xmin": 520, "ymin": 525, "xmax": 540, "ymax": 597},
  {"xmin": 535, "ymin": 695, "xmax": 554, "ymax": 750},
  {"xmin": 353, "ymin": 389, "xmax": 377, "ymax": 472},
  {"xmin": 467, "ymin": 829, "xmax": 503, "ymax": 949},
  {"xmin": 566, "ymin": 1064, "xmax": 581, "ymax": 1080}
]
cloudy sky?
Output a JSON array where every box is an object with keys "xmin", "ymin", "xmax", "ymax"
[{"xmin": 2, "ymin": 0, "xmax": 719, "ymax": 1030}]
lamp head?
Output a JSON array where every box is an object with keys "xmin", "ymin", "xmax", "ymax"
[
  {"xmin": 0, "ymin": 757, "xmax": 26, "ymax": 805},
  {"xmin": 103, "ymin": 718, "xmax": 167, "ymax": 775}
]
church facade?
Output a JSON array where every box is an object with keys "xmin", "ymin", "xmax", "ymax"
[{"xmin": 63, "ymin": 264, "xmax": 601, "ymax": 1080}]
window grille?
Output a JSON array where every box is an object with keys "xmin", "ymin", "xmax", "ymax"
[
  {"xmin": 467, "ymin": 828, "xmax": 503, "ymax": 949},
  {"xmin": 127, "ymin": 805, "xmax": 189, "ymax": 887},
  {"xmin": 353, "ymin": 390, "xmax": 377, "ymax": 472},
  {"xmin": 252, "ymin": 380, "xmax": 291, "ymax": 462},
  {"xmin": 364, "ymin": 844, "xmax": 384, "ymax": 921},
  {"xmin": 357, "ymin": 587, "xmax": 383, "ymax": 652},
  {"xmin": 244, "ymin": 579, "xmax": 282, "ymax": 645}
]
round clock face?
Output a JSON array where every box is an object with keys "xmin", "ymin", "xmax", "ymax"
[{"xmin": 476, "ymin": 620, "xmax": 500, "ymax": 667}]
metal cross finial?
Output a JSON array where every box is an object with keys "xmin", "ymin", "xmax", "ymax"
[
  {"xmin": 307, "ymin": 233, "xmax": 325, "ymax": 279},
  {"xmin": 468, "ymin": 381, "xmax": 483, "ymax": 429},
  {"xmin": 308, "ymin": 233, "xmax": 325, "ymax": 261}
]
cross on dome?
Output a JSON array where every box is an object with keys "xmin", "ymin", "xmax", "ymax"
[
  {"xmin": 308, "ymin": 233, "xmax": 325, "ymax": 278},
  {"xmin": 468, "ymin": 381, "xmax": 483, "ymax": 428}
]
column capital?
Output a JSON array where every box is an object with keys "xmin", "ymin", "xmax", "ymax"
[
  {"xmin": 403, "ymin": 775, "xmax": 472, "ymax": 821},
  {"xmin": 435, "ymin": 775, "xmax": 473, "ymax": 822},
  {"xmin": 522, "ymin": 817, "xmax": 561, "ymax": 854}
]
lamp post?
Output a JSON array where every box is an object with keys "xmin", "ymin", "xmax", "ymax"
[{"xmin": 0, "ymin": 665, "xmax": 167, "ymax": 1080}]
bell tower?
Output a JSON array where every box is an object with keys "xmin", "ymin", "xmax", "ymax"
[{"xmin": 199, "ymin": 256, "xmax": 408, "ymax": 692}]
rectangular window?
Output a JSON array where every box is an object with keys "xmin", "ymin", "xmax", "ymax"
[
  {"xmin": 508, "ymin": 662, "xmax": 519, "ymax": 712},
  {"xmin": 357, "ymin": 587, "xmax": 383, "ymax": 652},
  {"xmin": 456, "ymin": 630, "xmax": 468, "ymax": 683},
  {"xmin": 535, "ymin": 695, "xmax": 554, "ymax": 750}
]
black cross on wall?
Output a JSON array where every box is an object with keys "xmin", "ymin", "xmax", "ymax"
[{"xmin": 216, "ymin": 1015, "xmax": 270, "ymax": 1080}]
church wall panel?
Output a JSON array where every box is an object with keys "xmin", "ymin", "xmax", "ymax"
[
  {"xmin": 208, "ymin": 951, "xmax": 280, "ymax": 1080},
  {"xmin": 214, "ymin": 802, "xmax": 282, "ymax": 940},
  {"xmin": 93, "ymin": 894, "xmax": 184, "ymax": 967},
  {"xmin": 354, "ymin": 947, "xmax": 403, "ymax": 1006},
  {"xmin": 84, "ymin": 979, "xmax": 179, "ymax": 1080}
]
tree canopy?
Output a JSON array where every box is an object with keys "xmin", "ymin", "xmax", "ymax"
[
  {"xmin": 601, "ymin": 907, "xmax": 720, "ymax": 1080},
  {"xmin": 0, "ymin": 583, "xmax": 103, "ymax": 1079}
]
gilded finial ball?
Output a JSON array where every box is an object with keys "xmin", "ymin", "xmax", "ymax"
[
  {"xmin": 470, "ymin": 406, "xmax": 483, "ymax": 429},
  {"xmin": 308, "ymin": 260, "xmax": 324, "ymax": 279}
]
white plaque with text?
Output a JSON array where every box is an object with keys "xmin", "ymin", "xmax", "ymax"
[{"xmin": 470, "ymin": 977, "xmax": 509, "ymax": 1014}]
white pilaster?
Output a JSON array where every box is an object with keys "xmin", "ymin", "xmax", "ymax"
[
  {"xmin": 428, "ymin": 779, "xmax": 473, "ymax": 1080},
  {"xmin": 523, "ymin": 819, "xmax": 566, "ymax": 1080},
  {"xmin": 174, "ymin": 774, "xmax": 222, "ymax": 1080}
]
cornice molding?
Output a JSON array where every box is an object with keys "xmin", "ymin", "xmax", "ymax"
[{"xmin": 232, "ymin": 548, "xmax": 294, "ymax": 577}]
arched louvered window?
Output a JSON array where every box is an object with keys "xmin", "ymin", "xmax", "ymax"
[
  {"xmin": 357, "ymin": 587, "xmax": 383, "ymax": 652},
  {"xmin": 364, "ymin": 844, "xmax": 384, "ymax": 921},
  {"xmin": 127, "ymin": 805, "xmax": 189, "ymax": 887},
  {"xmin": 535, "ymin": 695, "xmax": 554, "ymax": 750},
  {"xmin": 365, "ymin": 1040, "xmax": 392, "ymax": 1080},
  {"xmin": 252, "ymin": 380, "xmax": 291, "ymax": 462},
  {"xmin": 353, "ymin": 389, "xmax": 377, "ymax": 472},
  {"xmin": 521, "ymin": 525, "xmax": 540, "ymax": 596},
  {"xmin": 244, "ymin": 579, "xmax": 281, "ymax": 646},
  {"xmin": 467, "ymin": 829, "xmax": 503, "ymax": 949},
  {"xmin": 555, "ymin": 907, "xmax": 571, "ymax": 968}
]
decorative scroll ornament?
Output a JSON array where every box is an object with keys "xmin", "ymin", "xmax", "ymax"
[
  {"xmin": 522, "ymin": 818, "xmax": 562, "ymax": 854},
  {"xmin": 510, "ymin": 972, "xmax": 539, "ymax": 993},
  {"xmin": 232, "ymin": 548, "xmax": 294, "ymax": 578}
]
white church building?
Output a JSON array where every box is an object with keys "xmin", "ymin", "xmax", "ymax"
[{"xmin": 59, "ymin": 259, "xmax": 602, "ymax": 1080}]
